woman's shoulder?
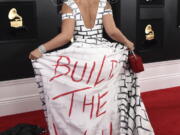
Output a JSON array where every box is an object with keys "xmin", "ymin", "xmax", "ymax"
[
  {"xmin": 63, "ymin": 0, "xmax": 75, "ymax": 7},
  {"xmin": 60, "ymin": 3, "xmax": 73, "ymax": 14},
  {"xmin": 60, "ymin": 0, "xmax": 77, "ymax": 13}
]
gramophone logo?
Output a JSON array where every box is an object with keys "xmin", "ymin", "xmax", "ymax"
[
  {"xmin": 145, "ymin": 24, "xmax": 155, "ymax": 41},
  {"xmin": 8, "ymin": 8, "xmax": 23, "ymax": 28}
]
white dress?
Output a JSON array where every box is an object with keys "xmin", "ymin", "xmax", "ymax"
[{"xmin": 31, "ymin": 0, "xmax": 155, "ymax": 135}]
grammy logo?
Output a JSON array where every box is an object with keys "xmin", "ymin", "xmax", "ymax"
[
  {"xmin": 145, "ymin": 24, "xmax": 155, "ymax": 41},
  {"xmin": 8, "ymin": 8, "xmax": 23, "ymax": 28}
]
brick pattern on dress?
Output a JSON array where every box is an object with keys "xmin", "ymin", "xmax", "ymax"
[
  {"xmin": 117, "ymin": 57, "xmax": 154, "ymax": 135},
  {"xmin": 62, "ymin": 13, "xmax": 74, "ymax": 20},
  {"xmin": 32, "ymin": 0, "xmax": 155, "ymax": 134},
  {"xmin": 31, "ymin": 60, "xmax": 48, "ymax": 121},
  {"xmin": 62, "ymin": 0, "xmax": 154, "ymax": 134},
  {"xmin": 63, "ymin": 0, "xmax": 112, "ymax": 45}
]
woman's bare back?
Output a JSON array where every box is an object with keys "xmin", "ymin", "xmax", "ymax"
[{"xmin": 74, "ymin": 0, "xmax": 100, "ymax": 29}]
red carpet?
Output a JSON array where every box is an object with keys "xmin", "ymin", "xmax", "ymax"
[
  {"xmin": 141, "ymin": 86, "xmax": 180, "ymax": 135},
  {"xmin": 0, "ymin": 86, "xmax": 180, "ymax": 135},
  {"xmin": 0, "ymin": 110, "xmax": 48, "ymax": 134}
]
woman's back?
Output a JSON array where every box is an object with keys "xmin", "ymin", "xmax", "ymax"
[
  {"xmin": 62, "ymin": 0, "xmax": 111, "ymax": 45},
  {"xmin": 30, "ymin": 0, "xmax": 154, "ymax": 135},
  {"xmin": 74, "ymin": 0, "xmax": 100, "ymax": 29}
]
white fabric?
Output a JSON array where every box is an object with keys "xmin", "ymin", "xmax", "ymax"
[{"xmin": 31, "ymin": 0, "xmax": 155, "ymax": 134}]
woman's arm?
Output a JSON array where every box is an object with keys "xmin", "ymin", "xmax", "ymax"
[
  {"xmin": 43, "ymin": 4, "xmax": 75, "ymax": 51},
  {"xmin": 29, "ymin": 4, "xmax": 75, "ymax": 60},
  {"xmin": 103, "ymin": 2, "xmax": 134, "ymax": 50}
]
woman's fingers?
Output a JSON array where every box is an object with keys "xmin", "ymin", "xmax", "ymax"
[
  {"xmin": 29, "ymin": 49, "xmax": 42, "ymax": 60},
  {"xmin": 29, "ymin": 53, "xmax": 36, "ymax": 60},
  {"xmin": 125, "ymin": 41, "xmax": 135, "ymax": 51},
  {"xmin": 129, "ymin": 43, "xmax": 135, "ymax": 51}
]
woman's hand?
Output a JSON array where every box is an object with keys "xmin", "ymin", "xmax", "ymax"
[
  {"xmin": 29, "ymin": 48, "xmax": 42, "ymax": 60},
  {"xmin": 124, "ymin": 40, "xmax": 135, "ymax": 51}
]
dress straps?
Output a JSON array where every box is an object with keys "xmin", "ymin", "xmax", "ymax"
[
  {"xmin": 103, "ymin": 9, "xmax": 112, "ymax": 15},
  {"xmin": 62, "ymin": 13, "xmax": 75, "ymax": 20},
  {"xmin": 61, "ymin": 0, "xmax": 112, "ymax": 20},
  {"xmin": 102, "ymin": 0, "xmax": 113, "ymax": 16},
  {"xmin": 61, "ymin": 0, "xmax": 76, "ymax": 20}
]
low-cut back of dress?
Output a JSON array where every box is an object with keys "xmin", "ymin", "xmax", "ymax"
[
  {"xmin": 31, "ymin": 0, "xmax": 155, "ymax": 135},
  {"xmin": 62, "ymin": 0, "xmax": 113, "ymax": 45}
]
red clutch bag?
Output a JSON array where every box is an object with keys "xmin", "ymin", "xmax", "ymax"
[{"xmin": 128, "ymin": 50, "xmax": 144, "ymax": 73}]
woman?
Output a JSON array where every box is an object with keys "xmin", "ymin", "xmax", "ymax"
[{"xmin": 29, "ymin": 0, "xmax": 155, "ymax": 135}]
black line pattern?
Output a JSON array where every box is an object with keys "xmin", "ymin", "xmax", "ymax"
[
  {"xmin": 62, "ymin": 0, "xmax": 112, "ymax": 45},
  {"xmin": 31, "ymin": 0, "xmax": 155, "ymax": 134},
  {"xmin": 117, "ymin": 56, "xmax": 155, "ymax": 134},
  {"xmin": 31, "ymin": 60, "xmax": 49, "ymax": 123}
]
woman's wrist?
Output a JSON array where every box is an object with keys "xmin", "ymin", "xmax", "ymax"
[
  {"xmin": 122, "ymin": 38, "xmax": 128, "ymax": 45},
  {"xmin": 123, "ymin": 39, "xmax": 135, "ymax": 50},
  {"xmin": 38, "ymin": 44, "xmax": 47, "ymax": 54}
]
